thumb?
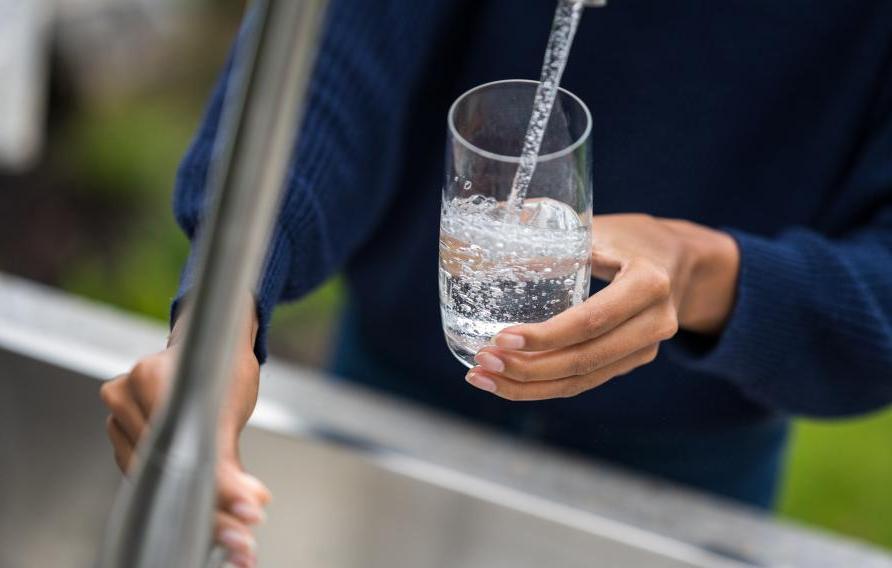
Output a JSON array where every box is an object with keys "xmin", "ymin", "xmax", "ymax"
[{"xmin": 590, "ymin": 246, "xmax": 623, "ymax": 282}]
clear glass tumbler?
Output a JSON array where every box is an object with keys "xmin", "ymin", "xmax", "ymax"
[{"xmin": 439, "ymin": 79, "xmax": 593, "ymax": 368}]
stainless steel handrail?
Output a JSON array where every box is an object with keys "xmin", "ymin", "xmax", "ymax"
[{"xmin": 96, "ymin": 1, "xmax": 329, "ymax": 566}]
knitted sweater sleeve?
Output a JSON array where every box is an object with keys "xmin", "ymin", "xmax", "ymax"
[
  {"xmin": 172, "ymin": 0, "xmax": 458, "ymax": 362},
  {"xmin": 669, "ymin": 64, "xmax": 892, "ymax": 417}
]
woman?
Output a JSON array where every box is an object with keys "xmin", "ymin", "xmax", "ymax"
[{"xmin": 100, "ymin": 1, "xmax": 892, "ymax": 565}]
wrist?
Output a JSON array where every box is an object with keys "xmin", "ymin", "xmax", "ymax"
[
  {"xmin": 676, "ymin": 224, "xmax": 740, "ymax": 335},
  {"xmin": 168, "ymin": 293, "xmax": 260, "ymax": 354}
]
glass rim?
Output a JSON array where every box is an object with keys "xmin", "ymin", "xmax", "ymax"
[{"xmin": 448, "ymin": 79, "xmax": 592, "ymax": 165}]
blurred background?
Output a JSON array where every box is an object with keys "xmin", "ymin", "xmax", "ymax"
[{"xmin": 1, "ymin": 0, "xmax": 889, "ymax": 553}]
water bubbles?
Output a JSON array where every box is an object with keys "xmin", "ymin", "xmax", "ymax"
[
  {"xmin": 463, "ymin": 180, "xmax": 473, "ymax": 191},
  {"xmin": 505, "ymin": 0, "xmax": 582, "ymax": 208},
  {"xmin": 440, "ymin": 195, "xmax": 590, "ymax": 360}
]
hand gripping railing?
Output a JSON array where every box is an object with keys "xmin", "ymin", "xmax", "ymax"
[{"xmin": 97, "ymin": 1, "xmax": 328, "ymax": 566}]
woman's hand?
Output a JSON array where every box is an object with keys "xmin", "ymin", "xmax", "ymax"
[
  {"xmin": 466, "ymin": 214, "xmax": 740, "ymax": 401},
  {"xmin": 99, "ymin": 305, "xmax": 267, "ymax": 568}
]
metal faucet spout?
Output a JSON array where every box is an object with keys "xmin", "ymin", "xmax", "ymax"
[{"xmin": 96, "ymin": 1, "xmax": 328, "ymax": 566}]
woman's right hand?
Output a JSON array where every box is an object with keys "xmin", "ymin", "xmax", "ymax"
[{"xmin": 99, "ymin": 310, "xmax": 268, "ymax": 568}]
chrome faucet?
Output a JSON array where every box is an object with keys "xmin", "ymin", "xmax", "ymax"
[{"xmin": 96, "ymin": 1, "xmax": 328, "ymax": 567}]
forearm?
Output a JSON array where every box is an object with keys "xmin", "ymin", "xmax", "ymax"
[{"xmin": 668, "ymin": 224, "xmax": 892, "ymax": 416}]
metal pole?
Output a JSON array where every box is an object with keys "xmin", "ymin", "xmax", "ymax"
[{"xmin": 97, "ymin": 0, "xmax": 328, "ymax": 566}]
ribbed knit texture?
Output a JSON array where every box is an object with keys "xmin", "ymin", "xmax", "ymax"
[
  {"xmin": 666, "ymin": 43, "xmax": 892, "ymax": 415},
  {"xmin": 172, "ymin": 1, "xmax": 892, "ymax": 505},
  {"xmin": 172, "ymin": 0, "xmax": 461, "ymax": 359},
  {"xmin": 669, "ymin": 225, "xmax": 892, "ymax": 415}
]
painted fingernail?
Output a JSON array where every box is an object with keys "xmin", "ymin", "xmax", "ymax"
[
  {"xmin": 219, "ymin": 529, "xmax": 256, "ymax": 553},
  {"xmin": 495, "ymin": 333, "xmax": 525, "ymax": 349},
  {"xmin": 227, "ymin": 553, "xmax": 255, "ymax": 568},
  {"xmin": 474, "ymin": 352, "xmax": 505, "ymax": 373},
  {"xmin": 466, "ymin": 372, "xmax": 498, "ymax": 393},
  {"xmin": 239, "ymin": 472, "xmax": 271, "ymax": 499},
  {"xmin": 231, "ymin": 501, "xmax": 266, "ymax": 524}
]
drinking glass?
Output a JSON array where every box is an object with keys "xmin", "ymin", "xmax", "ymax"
[{"xmin": 439, "ymin": 79, "xmax": 593, "ymax": 368}]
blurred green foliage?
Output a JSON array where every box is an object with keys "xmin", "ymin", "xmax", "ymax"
[
  {"xmin": 57, "ymin": 99, "xmax": 194, "ymax": 320},
  {"xmin": 780, "ymin": 412, "xmax": 892, "ymax": 548},
  {"xmin": 54, "ymin": 92, "xmax": 344, "ymax": 363}
]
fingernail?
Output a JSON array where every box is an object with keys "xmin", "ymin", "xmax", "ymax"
[
  {"xmin": 227, "ymin": 552, "xmax": 253, "ymax": 568},
  {"xmin": 466, "ymin": 372, "xmax": 498, "ymax": 393},
  {"xmin": 494, "ymin": 333, "xmax": 525, "ymax": 349},
  {"xmin": 474, "ymin": 352, "xmax": 505, "ymax": 373},
  {"xmin": 219, "ymin": 529, "xmax": 256, "ymax": 553},
  {"xmin": 239, "ymin": 472, "xmax": 271, "ymax": 497},
  {"xmin": 231, "ymin": 501, "xmax": 266, "ymax": 524},
  {"xmin": 227, "ymin": 553, "xmax": 255, "ymax": 568}
]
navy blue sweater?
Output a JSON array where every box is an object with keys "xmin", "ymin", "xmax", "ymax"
[{"xmin": 174, "ymin": 1, "xmax": 892, "ymax": 507}]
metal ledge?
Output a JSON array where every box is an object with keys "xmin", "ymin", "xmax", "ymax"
[{"xmin": 1, "ymin": 272, "xmax": 890, "ymax": 567}]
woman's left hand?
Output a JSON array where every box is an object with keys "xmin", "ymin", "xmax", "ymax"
[{"xmin": 466, "ymin": 214, "xmax": 740, "ymax": 401}]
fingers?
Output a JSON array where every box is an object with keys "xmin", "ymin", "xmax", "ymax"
[
  {"xmin": 468, "ymin": 259, "xmax": 678, "ymax": 399},
  {"xmin": 219, "ymin": 461, "xmax": 272, "ymax": 524},
  {"xmin": 105, "ymin": 416, "xmax": 136, "ymax": 473},
  {"xmin": 103, "ymin": 431, "xmax": 267, "ymax": 568},
  {"xmin": 101, "ymin": 374, "xmax": 148, "ymax": 476},
  {"xmin": 494, "ymin": 258, "xmax": 671, "ymax": 353},
  {"xmin": 125, "ymin": 356, "xmax": 174, "ymax": 418},
  {"xmin": 216, "ymin": 461, "xmax": 270, "ymax": 568},
  {"xmin": 478, "ymin": 300, "xmax": 677, "ymax": 382},
  {"xmin": 467, "ymin": 345, "xmax": 658, "ymax": 401},
  {"xmin": 100, "ymin": 347, "xmax": 267, "ymax": 568},
  {"xmin": 100, "ymin": 379, "xmax": 147, "ymax": 448},
  {"xmin": 227, "ymin": 552, "xmax": 257, "ymax": 568},
  {"xmin": 100, "ymin": 355, "xmax": 175, "ymax": 476},
  {"xmin": 588, "ymin": 247, "xmax": 623, "ymax": 281},
  {"xmin": 216, "ymin": 510, "xmax": 257, "ymax": 566}
]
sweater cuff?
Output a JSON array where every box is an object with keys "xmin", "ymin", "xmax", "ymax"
[
  {"xmin": 666, "ymin": 229, "xmax": 813, "ymax": 390},
  {"xmin": 169, "ymin": 226, "xmax": 293, "ymax": 364},
  {"xmin": 252, "ymin": 226, "xmax": 292, "ymax": 363}
]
